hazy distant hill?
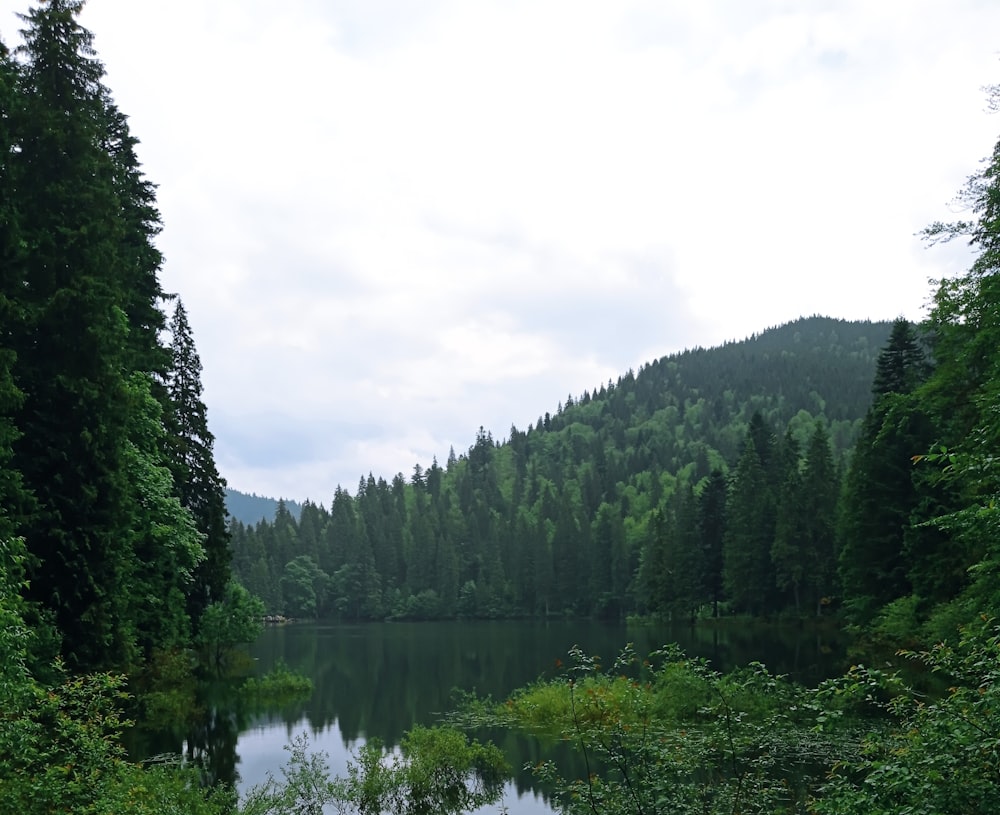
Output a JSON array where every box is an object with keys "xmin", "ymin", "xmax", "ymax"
[{"xmin": 225, "ymin": 489, "xmax": 303, "ymax": 526}]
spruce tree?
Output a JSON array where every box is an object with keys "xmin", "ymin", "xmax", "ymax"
[
  {"xmin": 724, "ymin": 414, "xmax": 780, "ymax": 615},
  {"xmin": 872, "ymin": 319, "xmax": 927, "ymax": 397},
  {"xmin": 771, "ymin": 437, "xmax": 807, "ymax": 613},
  {"xmin": 723, "ymin": 440, "xmax": 773, "ymax": 615},
  {"xmin": 697, "ymin": 469, "xmax": 727, "ymax": 618},
  {"xmin": 10, "ymin": 0, "xmax": 140, "ymax": 669},
  {"xmin": 166, "ymin": 299, "xmax": 231, "ymax": 628},
  {"xmin": 100, "ymin": 101, "xmax": 170, "ymax": 377},
  {"xmin": 801, "ymin": 422, "xmax": 839, "ymax": 614},
  {"xmin": 838, "ymin": 323, "xmax": 931, "ymax": 624},
  {"xmin": 0, "ymin": 39, "xmax": 30, "ymax": 543},
  {"xmin": 667, "ymin": 484, "xmax": 702, "ymax": 621}
]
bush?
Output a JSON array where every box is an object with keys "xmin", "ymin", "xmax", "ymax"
[
  {"xmin": 817, "ymin": 619, "xmax": 1000, "ymax": 815},
  {"xmin": 239, "ymin": 660, "xmax": 313, "ymax": 702}
]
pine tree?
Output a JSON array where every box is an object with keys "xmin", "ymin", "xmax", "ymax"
[
  {"xmin": 166, "ymin": 300, "xmax": 231, "ymax": 628},
  {"xmin": 697, "ymin": 469, "xmax": 727, "ymax": 617},
  {"xmin": 100, "ymin": 101, "xmax": 170, "ymax": 377},
  {"xmin": 771, "ymin": 437, "xmax": 807, "ymax": 613},
  {"xmin": 724, "ymin": 414, "xmax": 781, "ymax": 615},
  {"xmin": 871, "ymin": 319, "xmax": 927, "ymax": 397},
  {"xmin": 10, "ymin": 0, "xmax": 140, "ymax": 669},
  {"xmin": 666, "ymin": 485, "xmax": 702, "ymax": 621},
  {"xmin": 724, "ymin": 440, "xmax": 773, "ymax": 615},
  {"xmin": 800, "ymin": 422, "xmax": 839, "ymax": 614},
  {"xmin": 838, "ymin": 324, "xmax": 931, "ymax": 624},
  {"xmin": 0, "ymin": 39, "xmax": 30, "ymax": 543}
]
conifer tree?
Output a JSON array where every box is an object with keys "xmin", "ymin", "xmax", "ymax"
[
  {"xmin": 697, "ymin": 469, "xmax": 727, "ymax": 618},
  {"xmin": 123, "ymin": 373, "xmax": 206, "ymax": 655},
  {"xmin": 724, "ymin": 415, "xmax": 780, "ymax": 615},
  {"xmin": 666, "ymin": 485, "xmax": 702, "ymax": 621},
  {"xmin": 800, "ymin": 422, "xmax": 839, "ymax": 614},
  {"xmin": 166, "ymin": 299, "xmax": 231, "ymax": 628},
  {"xmin": 772, "ymin": 422, "xmax": 839, "ymax": 616},
  {"xmin": 0, "ymin": 39, "xmax": 30, "ymax": 543},
  {"xmin": 10, "ymin": 0, "xmax": 140, "ymax": 669},
  {"xmin": 100, "ymin": 101, "xmax": 170, "ymax": 377},
  {"xmin": 838, "ymin": 323, "xmax": 930, "ymax": 624},
  {"xmin": 872, "ymin": 318, "xmax": 928, "ymax": 397},
  {"xmin": 724, "ymin": 440, "xmax": 773, "ymax": 615},
  {"xmin": 907, "ymin": 87, "xmax": 1000, "ymax": 618},
  {"xmin": 771, "ymin": 438, "xmax": 807, "ymax": 613},
  {"xmin": 590, "ymin": 501, "xmax": 627, "ymax": 618}
]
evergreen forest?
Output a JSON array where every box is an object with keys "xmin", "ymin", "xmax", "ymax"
[
  {"xmin": 229, "ymin": 316, "xmax": 898, "ymax": 624},
  {"xmin": 5, "ymin": 1, "xmax": 1000, "ymax": 813}
]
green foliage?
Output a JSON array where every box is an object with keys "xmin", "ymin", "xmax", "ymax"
[
  {"xmin": 7, "ymin": 0, "xmax": 147, "ymax": 671},
  {"xmin": 0, "ymin": 535, "xmax": 231, "ymax": 814},
  {"xmin": 233, "ymin": 625, "xmax": 1000, "ymax": 815},
  {"xmin": 239, "ymin": 659, "xmax": 313, "ymax": 703},
  {"xmin": 166, "ymin": 299, "xmax": 232, "ymax": 632},
  {"xmin": 724, "ymin": 431, "xmax": 776, "ymax": 615},
  {"xmin": 817, "ymin": 620, "xmax": 1000, "ymax": 815},
  {"xmin": 455, "ymin": 643, "xmax": 850, "ymax": 815},
  {"xmin": 773, "ymin": 422, "xmax": 838, "ymax": 616},
  {"xmin": 123, "ymin": 372, "xmax": 207, "ymax": 656},
  {"xmin": 133, "ymin": 647, "xmax": 201, "ymax": 729},
  {"xmin": 240, "ymin": 733, "xmax": 340, "ymax": 815},
  {"xmin": 280, "ymin": 554, "xmax": 328, "ymax": 618},
  {"xmin": 197, "ymin": 580, "xmax": 265, "ymax": 674},
  {"xmin": 867, "ymin": 594, "xmax": 922, "ymax": 645}
]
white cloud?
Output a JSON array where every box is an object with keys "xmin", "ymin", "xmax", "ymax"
[{"xmin": 1, "ymin": 0, "xmax": 998, "ymax": 500}]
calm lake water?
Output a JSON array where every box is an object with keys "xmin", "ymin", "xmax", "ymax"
[{"xmin": 132, "ymin": 619, "xmax": 849, "ymax": 814}]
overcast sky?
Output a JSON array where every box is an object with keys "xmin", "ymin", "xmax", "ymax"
[{"xmin": 2, "ymin": 1, "xmax": 998, "ymax": 503}]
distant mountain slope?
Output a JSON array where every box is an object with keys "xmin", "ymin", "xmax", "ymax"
[
  {"xmin": 536, "ymin": 314, "xmax": 894, "ymax": 470},
  {"xmin": 225, "ymin": 489, "xmax": 303, "ymax": 526}
]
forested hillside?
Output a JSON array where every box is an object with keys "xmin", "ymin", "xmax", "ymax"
[
  {"xmin": 229, "ymin": 316, "xmax": 894, "ymax": 622},
  {"xmin": 230, "ymin": 265, "xmax": 1000, "ymax": 641}
]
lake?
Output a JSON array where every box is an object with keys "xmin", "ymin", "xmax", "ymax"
[{"xmin": 132, "ymin": 619, "xmax": 849, "ymax": 813}]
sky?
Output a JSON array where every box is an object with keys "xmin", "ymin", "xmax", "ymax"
[{"xmin": 2, "ymin": 1, "xmax": 998, "ymax": 504}]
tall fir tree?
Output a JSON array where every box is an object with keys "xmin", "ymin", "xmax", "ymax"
[
  {"xmin": 771, "ymin": 435, "xmax": 807, "ymax": 613},
  {"xmin": 166, "ymin": 299, "xmax": 231, "ymax": 628},
  {"xmin": 100, "ymin": 101, "xmax": 170, "ymax": 377},
  {"xmin": 838, "ymin": 321, "xmax": 931, "ymax": 624},
  {"xmin": 697, "ymin": 469, "xmax": 727, "ymax": 618},
  {"xmin": 724, "ymin": 414, "xmax": 780, "ymax": 615},
  {"xmin": 10, "ymin": 0, "xmax": 141, "ymax": 669},
  {"xmin": 797, "ymin": 422, "xmax": 839, "ymax": 614},
  {"xmin": 0, "ymin": 39, "xmax": 31, "ymax": 543}
]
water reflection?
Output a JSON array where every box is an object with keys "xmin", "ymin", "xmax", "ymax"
[{"xmin": 130, "ymin": 620, "xmax": 849, "ymax": 814}]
